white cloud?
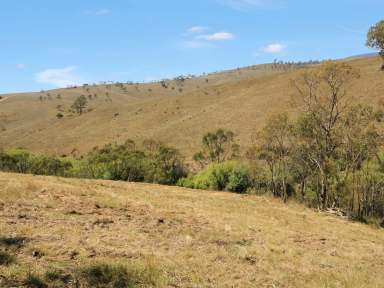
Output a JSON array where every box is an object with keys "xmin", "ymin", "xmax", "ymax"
[
  {"xmin": 198, "ymin": 32, "xmax": 235, "ymax": 41},
  {"xmin": 261, "ymin": 43, "xmax": 286, "ymax": 53},
  {"xmin": 181, "ymin": 27, "xmax": 234, "ymax": 49},
  {"xmin": 187, "ymin": 26, "xmax": 207, "ymax": 34},
  {"xmin": 35, "ymin": 66, "xmax": 83, "ymax": 87},
  {"xmin": 16, "ymin": 64, "xmax": 25, "ymax": 69}
]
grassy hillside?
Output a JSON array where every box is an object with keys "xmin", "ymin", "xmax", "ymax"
[
  {"xmin": 0, "ymin": 172, "xmax": 384, "ymax": 287},
  {"xmin": 1, "ymin": 56, "xmax": 382, "ymax": 158}
]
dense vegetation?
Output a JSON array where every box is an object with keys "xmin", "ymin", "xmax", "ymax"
[
  {"xmin": 1, "ymin": 61, "xmax": 384, "ymax": 226},
  {"xmin": 0, "ymin": 140, "xmax": 186, "ymax": 186}
]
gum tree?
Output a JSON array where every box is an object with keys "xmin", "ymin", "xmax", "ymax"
[{"xmin": 366, "ymin": 20, "xmax": 384, "ymax": 70}]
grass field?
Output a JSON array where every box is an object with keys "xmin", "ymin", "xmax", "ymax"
[
  {"xmin": 1, "ymin": 172, "xmax": 384, "ymax": 287},
  {"xmin": 1, "ymin": 56, "xmax": 383, "ymax": 158}
]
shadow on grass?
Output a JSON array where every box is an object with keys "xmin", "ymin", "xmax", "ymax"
[{"xmin": 0, "ymin": 236, "xmax": 28, "ymax": 249}]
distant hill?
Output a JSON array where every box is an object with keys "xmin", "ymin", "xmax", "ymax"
[
  {"xmin": 344, "ymin": 52, "xmax": 378, "ymax": 60},
  {"xmin": 0, "ymin": 56, "xmax": 383, "ymax": 157}
]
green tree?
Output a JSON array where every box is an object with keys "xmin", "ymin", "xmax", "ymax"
[
  {"xmin": 254, "ymin": 113, "xmax": 293, "ymax": 201},
  {"xmin": 366, "ymin": 20, "xmax": 384, "ymax": 70},
  {"xmin": 71, "ymin": 95, "xmax": 88, "ymax": 115},
  {"xmin": 290, "ymin": 61, "xmax": 384, "ymax": 212},
  {"xmin": 147, "ymin": 145, "xmax": 186, "ymax": 185},
  {"xmin": 193, "ymin": 129, "xmax": 239, "ymax": 167}
]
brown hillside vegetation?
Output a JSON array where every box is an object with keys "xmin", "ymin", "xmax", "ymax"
[
  {"xmin": 0, "ymin": 56, "xmax": 383, "ymax": 157},
  {"xmin": 1, "ymin": 172, "xmax": 384, "ymax": 287}
]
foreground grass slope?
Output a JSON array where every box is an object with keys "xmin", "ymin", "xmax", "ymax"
[
  {"xmin": 0, "ymin": 56, "xmax": 382, "ymax": 157},
  {"xmin": 0, "ymin": 172, "xmax": 384, "ymax": 287}
]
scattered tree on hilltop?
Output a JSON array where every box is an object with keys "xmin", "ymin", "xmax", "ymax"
[
  {"xmin": 71, "ymin": 95, "xmax": 88, "ymax": 115},
  {"xmin": 366, "ymin": 20, "xmax": 384, "ymax": 70}
]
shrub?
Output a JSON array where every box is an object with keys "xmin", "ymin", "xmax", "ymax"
[
  {"xmin": 0, "ymin": 150, "xmax": 72, "ymax": 177},
  {"xmin": 0, "ymin": 251, "xmax": 15, "ymax": 266},
  {"xmin": 145, "ymin": 146, "xmax": 187, "ymax": 185},
  {"xmin": 0, "ymin": 149, "xmax": 32, "ymax": 173},
  {"xmin": 30, "ymin": 155, "xmax": 73, "ymax": 176},
  {"xmin": 101, "ymin": 152, "xmax": 147, "ymax": 182},
  {"xmin": 79, "ymin": 264, "xmax": 136, "ymax": 288},
  {"xmin": 43, "ymin": 268, "xmax": 73, "ymax": 287},
  {"xmin": 26, "ymin": 273, "xmax": 47, "ymax": 288},
  {"xmin": 79, "ymin": 143, "xmax": 147, "ymax": 181},
  {"xmin": 80, "ymin": 141, "xmax": 187, "ymax": 185},
  {"xmin": 178, "ymin": 161, "xmax": 250, "ymax": 193}
]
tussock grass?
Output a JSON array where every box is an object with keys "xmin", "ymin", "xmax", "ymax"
[
  {"xmin": 1, "ymin": 172, "xmax": 384, "ymax": 287},
  {"xmin": 77, "ymin": 262, "xmax": 165, "ymax": 288},
  {"xmin": 0, "ymin": 252, "xmax": 15, "ymax": 266}
]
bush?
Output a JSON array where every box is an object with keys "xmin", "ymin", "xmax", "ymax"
[
  {"xmin": 101, "ymin": 152, "xmax": 147, "ymax": 182},
  {"xmin": 26, "ymin": 273, "xmax": 47, "ymax": 288},
  {"xmin": 79, "ymin": 264, "xmax": 136, "ymax": 288},
  {"xmin": 30, "ymin": 155, "xmax": 73, "ymax": 176},
  {"xmin": 0, "ymin": 251, "xmax": 15, "ymax": 266},
  {"xmin": 79, "ymin": 141, "xmax": 186, "ymax": 185},
  {"xmin": 77, "ymin": 263, "xmax": 166, "ymax": 288},
  {"xmin": 0, "ymin": 149, "xmax": 32, "ymax": 173},
  {"xmin": 178, "ymin": 161, "xmax": 250, "ymax": 193},
  {"xmin": 145, "ymin": 146, "xmax": 187, "ymax": 185},
  {"xmin": 79, "ymin": 143, "xmax": 146, "ymax": 181},
  {"xmin": 0, "ymin": 149, "xmax": 72, "ymax": 177}
]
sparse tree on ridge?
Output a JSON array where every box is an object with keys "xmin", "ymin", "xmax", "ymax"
[
  {"xmin": 71, "ymin": 95, "xmax": 88, "ymax": 115},
  {"xmin": 366, "ymin": 20, "xmax": 384, "ymax": 70}
]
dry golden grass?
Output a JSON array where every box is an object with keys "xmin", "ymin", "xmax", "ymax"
[
  {"xmin": 1, "ymin": 56, "xmax": 383, "ymax": 158},
  {"xmin": 0, "ymin": 172, "xmax": 384, "ymax": 287}
]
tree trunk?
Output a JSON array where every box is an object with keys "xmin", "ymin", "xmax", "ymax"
[
  {"xmin": 301, "ymin": 179, "xmax": 306, "ymax": 202},
  {"xmin": 320, "ymin": 173, "xmax": 327, "ymax": 210}
]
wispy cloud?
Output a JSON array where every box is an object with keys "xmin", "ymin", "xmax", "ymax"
[
  {"xmin": 16, "ymin": 64, "xmax": 26, "ymax": 70},
  {"xmin": 85, "ymin": 9, "xmax": 111, "ymax": 16},
  {"xmin": 220, "ymin": 0, "xmax": 284, "ymax": 10},
  {"xmin": 187, "ymin": 26, "xmax": 208, "ymax": 34},
  {"xmin": 261, "ymin": 43, "xmax": 286, "ymax": 53},
  {"xmin": 181, "ymin": 27, "xmax": 235, "ymax": 49},
  {"xmin": 198, "ymin": 32, "xmax": 235, "ymax": 41},
  {"xmin": 35, "ymin": 66, "xmax": 83, "ymax": 87}
]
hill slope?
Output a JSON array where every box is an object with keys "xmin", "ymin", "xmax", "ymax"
[
  {"xmin": 1, "ymin": 172, "xmax": 384, "ymax": 287},
  {"xmin": 0, "ymin": 56, "xmax": 383, "ymax": 157}
]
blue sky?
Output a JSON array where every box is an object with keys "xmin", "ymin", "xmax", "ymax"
[{"xmin": 0, "ymin": 0, "xmax": 383, "ymax": 93}]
